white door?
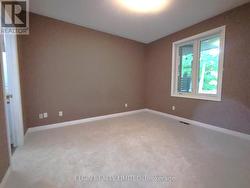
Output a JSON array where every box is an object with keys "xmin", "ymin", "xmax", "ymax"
[
  {"xmin": 2, "ymin": 49, "xmax": 16, "ymax": 147},
  {"xmin": 1, "ymin": 34, "xmax": 24, "ymax": 150}
]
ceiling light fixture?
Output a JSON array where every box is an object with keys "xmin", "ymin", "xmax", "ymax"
[{"xmin": 117, "ymin": 0, "xmax": 169, "ymax": 14}]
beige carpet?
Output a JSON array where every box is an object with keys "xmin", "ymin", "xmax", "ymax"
[{"xmin": 4, "ymin": 112, "xmax": 250, "ymax": 188}]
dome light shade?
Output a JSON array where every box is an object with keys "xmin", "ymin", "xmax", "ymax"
[{"xmin": 117, "ymin": 0, "xmax": 168, "ymax": 14}]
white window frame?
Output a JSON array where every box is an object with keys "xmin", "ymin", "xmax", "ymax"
[{"xmin": 171, "ymin": 26, "xmax": 226, "ymax": 101}]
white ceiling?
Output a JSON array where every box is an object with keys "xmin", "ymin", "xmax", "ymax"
[{"xmin": 30, "ymin": 0, "xmax": 249, "ymax": 43}]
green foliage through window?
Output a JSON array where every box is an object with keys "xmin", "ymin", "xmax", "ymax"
[{"xmin": 179, "ymin": 36, "xmax": 220, "ymax": 94}]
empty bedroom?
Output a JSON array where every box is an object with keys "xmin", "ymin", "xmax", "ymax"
[{"xmin": 0, "ymin": 0, "xmax": 250, "ymax": 188}]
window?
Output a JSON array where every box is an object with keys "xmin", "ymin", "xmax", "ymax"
[{"xmin": 171, "ymin": 26, "xmax": 225, "ymax": 101}]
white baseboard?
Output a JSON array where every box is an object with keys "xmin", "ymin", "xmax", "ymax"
[
  {"xmin": 145, "ymin": 109, "xmax": 250, "ymax": 141},
  {"xmin": 27, "ymin": 108, "xmax": 250, "ymax": 141},
  {"xmin": 27, "ymin": 109, "xmax": 146, "ymax": 133},
  {"xmin": 0, "ymin": 166, "xmax": 11, "ymax": 188}
]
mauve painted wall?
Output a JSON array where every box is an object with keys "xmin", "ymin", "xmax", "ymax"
[
  {"xmin": 0, "ymin": 54, "xmax": 9, "ymax": 182},
  {"xmin": 145, "ymin": 3, "xmax": 250, "ymax": 134},
  {"xmin": 18, "ymin": 13, "xmax": 146, "ymax": 128},
  {"xmin": 19, "ymin": 4, "xmax": 250, "ymax": 134}
]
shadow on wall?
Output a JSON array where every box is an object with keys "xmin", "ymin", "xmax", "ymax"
[{"xmin": 192, "ymin": 97, "xmax": 250, "ymax": 134}]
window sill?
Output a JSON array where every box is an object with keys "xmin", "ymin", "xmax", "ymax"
[{"xmin": 171, "ymin": 93, "xmax": 222, "ymax": 102}]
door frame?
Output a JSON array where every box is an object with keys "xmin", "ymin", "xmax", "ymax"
[
  {"xmin": 0, "ymin": 34, "xmax": 24, "ymax": 152},
  {"xmin": 0, "ymin": 36, "xmax": 12, "ymax": 165}
]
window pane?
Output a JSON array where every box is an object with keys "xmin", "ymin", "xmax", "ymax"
[
  {"xmin": 198, "ymin": 36, "xmax": 220, "ymax": 94},
  {"xmin": 178, "ymin": 44, "xmax": 193, "ymax": 93}
]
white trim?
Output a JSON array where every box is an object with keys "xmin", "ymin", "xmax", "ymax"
[
  {"xmin": 171, "ymin": 26, "xmax": 226, "ymax": 102},
  {"xmin": 3, "ymin": 35, "xmax": 24, "ymax": 147},
  {"xmin": 145, "ymin": 109, "xmax": 250, "ymax": 141},
  {"xmin": 0, "ymin": 167, "xmax": 11, "ymax": 188},
  {"xmin": 170, "ymin": 93, "xmax": 222, "ymax": 101},
  {"xmin": 0, "ymin": 43, "xmax": 12, "ymax": 168},
  {"xmin": 27, "ymin": 109, "xmax": 146, "ymax": 133},
  {"xmin": 173, "ymin": 26, "xmax": 226, "ymax": 45},
  {"xmin": 217, "ymin": 26, "xmax": 226, "ymax": 101},
  {"xmin": 27, "ymin": 108, "xmax": 250, "ymax": 141},
  {"xmin": 0, "ymin": 36, "xmax": 13, "ymax": 183}
]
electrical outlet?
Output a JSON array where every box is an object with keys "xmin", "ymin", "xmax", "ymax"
[
  {"xmin": 172, "ymin": 106, "xmax": 176, "ymax": 111},
  {"xmin": 125, "ymin": 103, "xmax": 128, "ymax": 108},
  {"xmin": 43, "ymin": 112, "xmax": 48, "ymax": 118},
  {"xmin": 39, "ymin": 114, "xmax": 43, "ymax": 119},
  {"xmin": 59, "ymin": 111, "xmax": 63, "ymax": 117}
]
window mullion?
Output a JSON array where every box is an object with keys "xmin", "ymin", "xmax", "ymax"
[
  {"xmin": 192, "ymin": 40, "xmax": 199, "ymax": 96},
  {"xmin": 175, "ymin": 45, "xmax": 180, "ymax": 95}
]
